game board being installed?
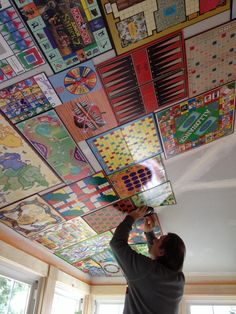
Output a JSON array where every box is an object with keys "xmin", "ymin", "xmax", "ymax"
[
  {"xmin": 186, "ymin": 19, "xmax": 236, "ymax": 97},
  {"xmin": 108, "ymin": 155, "xmax": 167, "ymax": 199},
  {"xmin": 97, "ymin": 31, "xmax": 188, "ymax": 123},
  {"xmin": 156, "ymin": 82, "xmax": 236, "ymax": 158},
  {"xmin": 17, "ymin": 110, "xmax": 94, "ymax": 184},
  {"xmin": 0, "ymin": 113, "xmax": 61, "ymax": 208},
  {"xmin": 0, "ymin": 73, "xmax": 61, "ymax": 123},
  {"xmin": 15, "ymin": 0, "xmax": 112, "ymax": 72},
  {"xmin": 100, "ymin": 0, "xmax": 228, "ymax": 54},
  {"xmin": 50, "ymin": 61, "xmax": 118, "ymax": 142},
  {"xmin": 0, "ymin": 0, "xmax": 45, "ymax": 84}
]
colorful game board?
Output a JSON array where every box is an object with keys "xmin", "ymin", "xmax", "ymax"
[
  {"xmin": 128, "ymin": 216, "xmax": 162, "ymax": 244},
  {"xmin": 100, "ymin": 0, "xmax": 228, "ymax": 54},
  {"xmin": 0, "ymin": 73, "xmax": 61, "ymax": 123},
  {"xmin": 0, "ymin": 0, "xmax": 44, "ymax": 84},
  {"xmin": 42, "ymin": 171, "xmax": 119, "ymax": 220},
  {"xmin": 92, "ymin": 250, "xmax": 123, "ymax": 277},
  {"xmin": 131, "ymin": 243, "xmax": 149, "ymax": 257},
  {"xmin": 17, "ymin": 110, "xmax": 93, "ymax": 184},
  {"xmin": 108, "ymin": 155, "xmax": 167, "ymax": 199},
  {"xmin": 156, "ymin": 82, "xmax": 236, "ymax": 158},
  {"xmin": 15, "ymin": 0, "xmax": 112, "ymax": 72},
  {"xmin": 97, "ymin": 32, "xmax": 188, "ymax": 123},
  {"xmin": 112, "ymin": 198, "xmax": 137, "ymax": 213},
  {"xmin": 55, "ymin": 231, "xmax": 112, "ymax": 263},
  {"xmin": 185, "ymin": 20, "xmax": 236, "ymax": 97},
  {"xmin": 73, "ymin": 259, "xmax": 106, "ymax": 277},
  {"xmin": 50, "ymin": 62, "xmax": 118, "ymax": 142},
  {"xmin": 31, "ymin": 216, "xmax": 96, "ymax": 252},
  {"xmin": 0, "ymin": 114, "xmax": 61, "ymax": 208},
  {"xmin": 0, "ymin": 195, "xmax": 64, "ymax": 237},
  {"xmin": 82, "ymin": 204, "xmax": 126, "ymax": 234},
  {"xmin": 131, "ymin": 181, "xmax": 176, "ymax": 207},
  {"xmin": 87, "ymin": 114, "xmax": 162, "ymax": 175}
]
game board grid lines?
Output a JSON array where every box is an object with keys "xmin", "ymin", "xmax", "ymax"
[{"xmin": 86, "ymin": 113, "xmax": 162, "ymax": 175}]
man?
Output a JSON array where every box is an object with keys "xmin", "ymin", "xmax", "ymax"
[{"xmin": 110, "ymin": 206, "xmax": 186, "ymax": 314}]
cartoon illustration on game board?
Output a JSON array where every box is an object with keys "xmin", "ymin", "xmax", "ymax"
[
  {"xmin": 0, "ymin": 195, "xmax": 64, "ymax": 237},
  {"xmin": 101, "ymin": 0, "xmax": 227, "ymax": 54}
]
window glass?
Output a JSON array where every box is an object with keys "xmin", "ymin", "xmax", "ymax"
[
  {"xmin": 0, "ymin": 274, "xmax": 31, "ymax": 314},
  {"xmin": 51, "ymin": 286, "xmax": 82, "ymax": 314},
  {"xmin": 190, "ymin": 305, "xmax": 236, "ymax": 314},
  {"xmin": 96, "ymin": 302, "xmax": 124, "ymax": 314}
]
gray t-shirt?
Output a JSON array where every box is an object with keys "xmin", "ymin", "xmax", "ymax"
[{"xmin": 110, "ymin": 215, "xmax": 185, "ymax": 314}]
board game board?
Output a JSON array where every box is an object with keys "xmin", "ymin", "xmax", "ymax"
[
  {"xmin": 87, "ymin": 114, "xmax": 162, "ymax": 175},
  {"xmin": 0, "ymin": 0, "xmax": 45, "ymax": 84},
  {"xmin": 92, "ymin": 250, "xmax": 123, "ymax": 277},
  {"xmin": 0, "ymin": 113, "xmax": 61, "ymax": 208},
  {"xmin": 100, "ymin": 0, "xmax": 228, "ymax": 54},
  {"xmin": 131, "ymin": 181, "xmax": 177, "ymax": 206},
  {"xmin": 108, "ymin": 155, "xmax": 167, "ymax": 199},
  {"xmin": 55, "ymin": 231, "xmax": 112, "ymax": 263},
  {"xmin": 0, "ymin": 73, "xmax": 61, "ymax": 123},
  {"xmin": 15, "ymin": 0, "xmax": 112, "ymax": 72},
  {"xmin": 17, "ymin": 110, "xmax": 93, "ymax": 184},
  {"xmin": 97, "ymin": 31, "xmax": 188, "ymax": 123},
  {"xmin": 73, "ymin": 259, "xmax": 106, "ymax": 277},
  {"xmin": 50, "ymin": 61, "xmax": 118, "ymax": 142},
  {"xmin": 31, "ymin": 216, "xmax": 96, "ymax": 252},
  {"xmin": 42, "ymin": 171, "xmax": 119, "ymax": 219},
  {"xmin": 186, "ymin": 20, "xmax": 236, "ymax": 97},
  {"xmin": 0, "ymin": 195, "xmax": 64, "ymax": 237},
  {"xmin": 82, "ymin": 204, "xmax": 126, "ymax": 234},
  {"xmin": 156, "ymin": 82, "xmax": 236, "ymax": 158}
]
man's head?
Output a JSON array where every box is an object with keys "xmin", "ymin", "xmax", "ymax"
[{"xmin": 149, "ymin": 233, "xmax": 186, "ymax": 272}]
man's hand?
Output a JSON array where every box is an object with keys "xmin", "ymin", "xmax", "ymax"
[
  {"xmin": 128, "ymin": 206, "xmax": 148, "ymax": 221},
  {"xmin": 144, "ymin": 213, "xmax": 158, "ymax": 233}
]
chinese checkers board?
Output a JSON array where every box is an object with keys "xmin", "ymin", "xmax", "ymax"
[
  {"xmin": 50, "ymin": 61, "xmax": 118, "ymax": 142},
  {"xmin": 97, "ymin": 31, "xmax": 188, "ymax": 124},
  {"xmin": 0, "ymin": 0, "xmax": 44, "ymax": 84},
  {"xmin": 15, "ymin": 0, "xmax": 112, "ymax": 72},
  {"xmin": 156, "ymin": 82, "xmax": 236, "ymax": 158},
  {"xmin": 0, "ymin": 73, "xmax": 61, "ymax": 123},
  {"xmin": 100, "ymin": 0, "xmax": 229, "ymax": 54},
  {"xmin": 186, "ymin": 20, "xmax": 236, "ymax": 97}
]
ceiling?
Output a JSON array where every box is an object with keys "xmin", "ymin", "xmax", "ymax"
[{"xmin": 0, "ymin": 0, "xmax": 236, "ymax": 284}]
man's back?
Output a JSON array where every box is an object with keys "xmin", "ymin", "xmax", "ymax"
[
  {"xmin": 110, "ymin": 213, "xmax": 185, "ymax": 314},
  {"xmin": 123, "ymin": 260, "xmax": 185, "ymax": 314}
]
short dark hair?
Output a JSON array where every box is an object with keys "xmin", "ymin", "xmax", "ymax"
[{"xmin": 158, "ymin": 233, "xmax": 186, "ymax": 272}]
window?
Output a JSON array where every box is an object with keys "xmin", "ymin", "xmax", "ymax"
[
  {"xmin": 95, "ymin": 299, "xmax": 125, "ymax": 314},
  {"xmin": 51, "ymin": 285, "xmax": 83, "ymax": 314},
  {"xmin": 190, "ymin": 305, "xmax": 236, "ymax": 314},
  {"xmin": 0, "ymin": 259, "xmax": 40, "ymax": 314},
  {"xmin": 0, "ymin": 274, "xmax": 31, "ymax": 314}
]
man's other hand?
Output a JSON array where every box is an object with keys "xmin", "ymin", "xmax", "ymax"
[
  {"xmin": 144, "ymin": 213, "xmax": 158, "ymax": 233},
  {"xmin": 128, "ymin": 206, "xmax": 148, "ymax": 221}
]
